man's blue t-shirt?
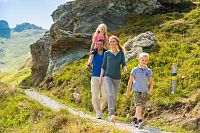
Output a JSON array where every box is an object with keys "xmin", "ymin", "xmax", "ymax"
[{"xmin": 92, "ymin": 50, "xmax": 106, "ymax": 77}]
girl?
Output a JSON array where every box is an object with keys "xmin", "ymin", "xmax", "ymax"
[
  {"xmin": 90, "ymin": 23, "xmax": 109, "ymax": 51},
  {"xmin": 99, "ymin": 35, "xmax": 127, "ymax": 122}
]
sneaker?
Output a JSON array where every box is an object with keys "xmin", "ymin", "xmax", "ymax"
[
  {"xmin": 110, "ymin": 115, "xmax": 116, "ymax": 122},
  {"xmin": 138, "ymin": 121, "xmax": 145, "ymax": 129},
  {"xmin": 131, "ymin": 121, "xmax": 138, "ymax": 127},
  {"xmin": 132, "ymin": 117, "xmax": 138, "ymax": 127},
  {"xmin": 96, "ymin": 117, "xmax": 102, "ymax": 119}
]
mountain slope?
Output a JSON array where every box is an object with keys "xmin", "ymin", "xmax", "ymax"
[
  {"xmin": 0, "ymin": 29, "xmax": 46, "ymax": 72},
  {"xmin": 36, "ymin": 7, "xmax": 200, "ymax": 133}
]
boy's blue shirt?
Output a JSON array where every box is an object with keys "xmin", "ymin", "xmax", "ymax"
[{"xmin": 131, "ymin": 65, "xmax": 153, "ymax": 93}]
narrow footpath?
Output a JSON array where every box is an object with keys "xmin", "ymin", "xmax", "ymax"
[{"xmin": 25, "ymin": 89, "xmax": 169, "ymax": 133}]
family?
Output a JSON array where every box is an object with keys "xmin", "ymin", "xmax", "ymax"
[{"xmin": 86, "ymin": 23, "xmax": 154, "ymax": 129}]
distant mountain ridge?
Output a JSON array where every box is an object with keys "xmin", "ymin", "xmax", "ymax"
[
  {"xmin": 0, "ymin": 20, "xmax": 11, "ymax": 39},
  {"xmin": 13, "ymin": 22, "xmax": 43, "ymax": 32},
  {"xmin": 0, "ymin": 21, "xmax": 44, "ymax": 39}
]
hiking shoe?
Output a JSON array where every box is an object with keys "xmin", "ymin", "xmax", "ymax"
[
  {"xmin": 96, "ymin": 117, "xmax": 102, "ymax": 119},
  {"xmin": 132, "ymin": 117, "xmax": 138, "ymax": 127},
  {"xmin": 138, "ymin": 121, "xmax": 145, "ymax": 129},
  {"xmin": 109, "ymin": 115, "xmax": 116, "ymax": 122},
  {"xmin": 131, "ymin": 121, "xmax": 138, "ymax": 127}
]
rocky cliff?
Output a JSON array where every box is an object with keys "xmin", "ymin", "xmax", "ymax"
[
  {"xmin": 30, "ymin": 0, "xmax": 193, "ymax": 85},
  {"xmin": 0, "ymin": 20, "xmax": 10, "ymax": 39}
]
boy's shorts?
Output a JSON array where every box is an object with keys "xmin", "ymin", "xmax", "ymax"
[{"xmin": 134, "ymin": 91, "xmax": 148, "ymax": 107}]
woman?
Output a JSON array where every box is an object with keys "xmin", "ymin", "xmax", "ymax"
[{"xmin": 99, "ymin": 35, "xmax": 127, "ymax": 122}]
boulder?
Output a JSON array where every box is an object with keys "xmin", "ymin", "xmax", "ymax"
[
  {"xmin": 30, "ymin": 31, "xmax": 91, "ymax": 86},
  {"xmin": 124, "ymin": 31, "xmax": 156, "ymax": 61}
]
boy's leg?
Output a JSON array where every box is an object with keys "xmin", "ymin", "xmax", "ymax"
[
  {"xmin": 91, "ymin": 77, "xmax": 102, "ymax": 118},
  {"xmin": 135, "ymin": 105, "xmax": 143, "ymax": 120},
  {"xmin": 134, "ymin": 92, "xmax": 147, "ymax": 128},
  {"xmin": 100, "ymin": 77, "xmax": 107, "ymax": 111}
]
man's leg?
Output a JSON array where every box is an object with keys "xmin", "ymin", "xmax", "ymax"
[{"xmin": 91, "ymin": 77, "xmax": 102, "ymax": 118}]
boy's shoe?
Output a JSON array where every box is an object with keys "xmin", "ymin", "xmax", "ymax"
[
  {"xmin": 131, "ymin": 117, "xmax": 138, "ymax": 127},
  {"xmin": 109, "ymin": 115, "xmax": 116, "ymax": 122},
  {"xmin": 96, "ymin": 116, "xmax": 102, "ymax": 119},
  {"xmin": 138, "ymin": 121, "xmax": 145, "ymax": 129},
  {"xmin": 131, "ymin": 121, "xmax": 138, "ymax": 127}
]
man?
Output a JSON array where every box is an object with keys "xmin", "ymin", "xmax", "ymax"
[{"xmin": 86, "ymin": 39, "xmax": 107, "ymax": 119}]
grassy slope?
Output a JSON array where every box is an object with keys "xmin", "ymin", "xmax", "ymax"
[
  {"xmin": 36, "ymin": 7, "xmax": 200, "ymax": 133},
  {"xmin": 0, "ymin": 82, "xmax": 122, "ymax": 133},
  {"xmin": 0, "ymin": 29, "xmax": 45, "ymax": 72}
]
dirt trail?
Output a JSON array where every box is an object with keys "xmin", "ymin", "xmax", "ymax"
[{"xmin": 25, "ymin": 89, "xmax": 169, "ymax": 133}]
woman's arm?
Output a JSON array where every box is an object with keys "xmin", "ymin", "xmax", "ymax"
[
  {"xmin": 121, "ymin": 52, "xmax": 127, "ymax": 74},
  {"xmin": 99, "ymin": 68, "xmax": 105, "ymax": 85},
  {"xmin": 123, "ymin": 66, "xmax": 127, "ymax": 74},
  {"xmin": 99, "ymin": 52, "xmax": 107, "ymax": 85}
]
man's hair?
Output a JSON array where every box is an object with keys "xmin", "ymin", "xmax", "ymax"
[
  {"xmin": 97, "ymin": 39, "xmax": 105, "ymax": 44},
  {"xmin": 139, "ymin": 52, "xmax": 149, "ymax": 59}
]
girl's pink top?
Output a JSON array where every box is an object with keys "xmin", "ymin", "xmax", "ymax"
[{"xmin": 93, "ymin": 34, "xmax": 109, "ymax": 49}]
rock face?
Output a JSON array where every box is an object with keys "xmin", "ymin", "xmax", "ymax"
[
  {"xmin": 30, "ymin": 0, "xmax": 193, "ymax": 85},
  {"xmin": 14, "ymin": 22, "xmax": 43, "ymax": 32},
  {"xmin": 51, "ymin": 0, "xmax": 161, "ymax": 33},
  {"xmin": 158, "ymin": 0, "xmax": 191, "ymax": 4},
  {"xmin": 30, "ymin": 31, "xmax": 91, "ymax": 85},
  {"xmin": 0, "ymin": 20, "xmax": 10, "ymax": 39},
  {"xmin": 124, "ymin": 31, "xmax": 156, "ymax": 61}
]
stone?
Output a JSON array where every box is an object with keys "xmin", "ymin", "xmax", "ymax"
[{"xmin": 124, "ymin": 31, "xmax": 156, "ymax": 61}]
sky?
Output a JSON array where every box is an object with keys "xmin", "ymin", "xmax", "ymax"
[{"xmin": 0, "ymin": 0, "xmax": 70, "ymax": 29}]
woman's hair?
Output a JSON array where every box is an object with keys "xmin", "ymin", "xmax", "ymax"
[
  {"xmin": 93, "ymin": 23, "xmax": 107, "ymax": 37},
  {"xmin": 109, "ymin": 35, "xmax": 124, "ymax": 51}
]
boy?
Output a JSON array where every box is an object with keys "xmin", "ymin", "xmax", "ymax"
[{"xmin": 126, "ymin": 52, "xmax": 153, "ymax": 129}]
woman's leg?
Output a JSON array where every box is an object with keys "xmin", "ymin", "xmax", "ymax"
[
  {"xmin": 112, "ymin": 79, "xmax": 120, "ymax": 104},
  {"xmin": 104, "ymin": 76, "xmax": 115, "ymax": 117}
]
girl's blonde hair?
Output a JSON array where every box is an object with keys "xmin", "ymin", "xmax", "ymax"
[
  {"xmin": 109, "ymin": 35, "xmax": 124, "ymax": 51},
  {"xmin": 93, "ymin": 23, "xmax": 107, "ymax": 37}
]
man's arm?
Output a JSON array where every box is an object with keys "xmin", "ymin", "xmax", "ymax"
[{"xmin": 86, "ymin": 54, "xmax": 94, "ymax": 71}]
